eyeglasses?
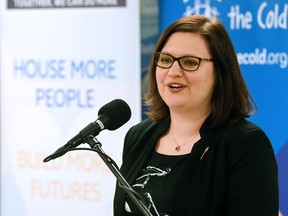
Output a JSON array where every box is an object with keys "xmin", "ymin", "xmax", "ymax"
[{"xmin": 154, "ymin": 52, "xmax": 213, "ymax": 72}]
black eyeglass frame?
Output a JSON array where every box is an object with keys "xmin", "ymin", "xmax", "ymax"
[{"xmin": 154, "ymin": 52, "xmax": 214, "ymax": 72}]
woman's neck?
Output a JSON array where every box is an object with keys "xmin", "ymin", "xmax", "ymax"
[{"xmin": 169, "ymin": 109, "xmax": 210, "ymax": 135}]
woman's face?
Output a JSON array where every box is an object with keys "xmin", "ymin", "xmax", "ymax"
[{"xmin": 156, "ymin": 32, "xmax": 215, "ymax": 115}]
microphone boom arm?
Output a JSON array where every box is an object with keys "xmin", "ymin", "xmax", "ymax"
[{"xmin": 86, "ymin": 135, "xmax": 153, "ymax": 216}]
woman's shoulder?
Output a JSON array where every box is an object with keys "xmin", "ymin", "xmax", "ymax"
[
  {"xmin": 221, "ymin": 118, "xmax": 266, "ymax": 139},
  {"xmin": 123, "ymin": 118, "xmax": 158, "ymax": 146},
  {"xmin": 127, "ymin": 117, "xmax": 170, "ymax": 135},
  {"xmin": 131, "ymin": 118, "xmax": 155, "ymax": 129},
  {"xmin": 218, "ymin": 118, "xmax": 274, "ymax": 159},
  {"xmin": 122, "ymin": 118, "xmax": 167, "ymax": 158},
  {"xmin": 126, "ymin": 118, "xmax": 156, "ymax": 136},
  {"xmin": 123, "ymin": 117, "xmax": 169, "ymax": 149}
]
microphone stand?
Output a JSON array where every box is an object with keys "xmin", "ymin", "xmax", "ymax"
[{"xmin": 86, "ymin": 135, "xmax": 153, "ymax": 216}]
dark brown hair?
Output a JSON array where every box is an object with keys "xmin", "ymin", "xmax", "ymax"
[{"xmin": 144, "ymin": 15, "xmax": 256, "ymax": 128}]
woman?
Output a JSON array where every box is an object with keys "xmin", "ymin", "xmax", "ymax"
[{"xmin": 113, "ymin": 15, "xmax": 278, "ymax": 216}]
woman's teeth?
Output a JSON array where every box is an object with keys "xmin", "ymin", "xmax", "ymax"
[{"xmin": 170, "ymin": 84, "xmax": 182, "ymax": 88}]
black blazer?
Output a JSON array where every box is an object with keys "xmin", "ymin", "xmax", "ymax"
[{"xmin": 113, "ymin": 117, "xmax": 278, "ymax": 216}]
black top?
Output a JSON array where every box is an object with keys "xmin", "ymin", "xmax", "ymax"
[
  {"xmin": 124, "ymin": 152, "xmax": 190, "ymax": 215},
  {"xmin": 114, "ymin": 117, "xmax": 279, "ymax": 216}
]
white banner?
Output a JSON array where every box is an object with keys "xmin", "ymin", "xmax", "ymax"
[{"xmin": 0, "ymin": 1, "xmax": 141, "ymax": 215}]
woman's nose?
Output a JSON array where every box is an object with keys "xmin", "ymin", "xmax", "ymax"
[{"xmin": 168, "ymin": 60, "xmax": 183, "ymax": 76}]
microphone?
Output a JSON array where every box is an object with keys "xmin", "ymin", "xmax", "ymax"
[{"xmin": 43, "ymin": 99, "xmax": 131, "ymax": 162}]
